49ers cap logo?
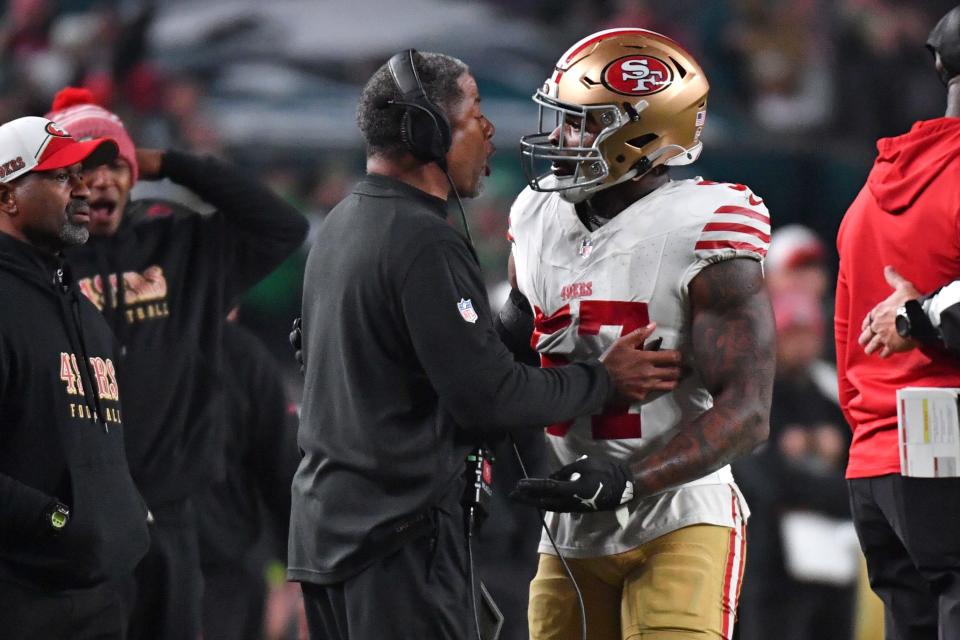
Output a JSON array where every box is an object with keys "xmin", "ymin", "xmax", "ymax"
[
  {"xmin": 45, "ymin": 121, "xmax": 70, "ymax": 138},
  {"xmin": 602, "ymin": 55, "xmax": 673, "ymax": 96}
]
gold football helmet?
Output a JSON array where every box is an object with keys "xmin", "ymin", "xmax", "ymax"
[{"xmin": 520, "ymin": 28, "xmax": 709, "ymax": 202}]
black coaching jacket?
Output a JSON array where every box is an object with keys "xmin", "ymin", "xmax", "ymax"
[{"xmin": 0, "ymin": 232, "xmax": 149, "ymax": 590}]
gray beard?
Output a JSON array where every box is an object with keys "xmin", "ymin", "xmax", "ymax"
[{"xmin": 59, "ymin": 222, "xmax": 89, "ymax": 246}]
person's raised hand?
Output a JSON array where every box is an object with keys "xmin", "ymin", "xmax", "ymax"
[{"xmin": 134, "ymin": 149, "xmax": 165, "ymax": 180}]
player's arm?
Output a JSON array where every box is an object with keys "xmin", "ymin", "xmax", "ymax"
[
  {"xmin": 627, "ymin": 257, "xmax": 774, "ymax": 497},
  {"xmin": 495, "ymin": 253, "xmax": 540, "ymax": 366},
  {"xmin": 138, "ymin": 148, "xmax": 308, "ymax": 294}
]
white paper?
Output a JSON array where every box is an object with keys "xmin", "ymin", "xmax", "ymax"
[
  {"xmin": 780, "ymin": 512, "xmax": 860, "ymax": 585},
  {"xmin": 897, "ymin": 387, "xmax": 960, "ymax": 478}
]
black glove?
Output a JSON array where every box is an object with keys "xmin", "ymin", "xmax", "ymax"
[
  {"xmin": 289, "ymin": 316, "xmax": 304, "ymax": 374},
  {"xmin": 510, "ymin": 455, "xmax": 634, "ymax": 513}
]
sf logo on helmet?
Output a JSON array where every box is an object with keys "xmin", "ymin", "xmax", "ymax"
[{"xmin": 602, "ymin": 55, "xmax": 674, "ymax": 96}]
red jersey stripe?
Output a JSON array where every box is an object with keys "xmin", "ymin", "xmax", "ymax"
[
  {"xmin": 701, "ymin": 222, "xmax": 771, "ymax": 243},
  {"xmin": 714, "ymin": 205, "xmax": 769, "ymax": 224},
  {"xmin": 533, "ymin": 304, "xmax": 572, "ymax": 335},
  {"xmin": 695, "ymin": 240, "xmax": 768, "ymax": 256},
  {"xmin": 721, "ymin": 493, "xmax": 738, "ymax": 638}
]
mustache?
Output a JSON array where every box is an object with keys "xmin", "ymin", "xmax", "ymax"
[{"xmin": 66, "ymin": 199, "xmax": 90, "ymax": 216}]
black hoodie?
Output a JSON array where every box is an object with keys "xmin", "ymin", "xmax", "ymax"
[
  {"xmin": 0, "ymin": 232, "xmax": 149, "ymax": 590},
  {"xmin": 64, "ymin": 151, "xmax": 308, "ymax": 507}
]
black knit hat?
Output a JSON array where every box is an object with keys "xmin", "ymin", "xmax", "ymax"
[{"xmin": 927, "ymin": 5, "xmax": 960, "ymax": 85}]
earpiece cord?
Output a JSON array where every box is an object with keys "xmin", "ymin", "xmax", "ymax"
[
  {"xmin": 510, "ymin": 436, "xmax": 588, "ymax": 640},
  {"xmin": 445, "ymin": 171, "xmax": 475, "ymax": 248}
]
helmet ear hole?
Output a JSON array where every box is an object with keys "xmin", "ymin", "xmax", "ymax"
[
  {"xmin": 627, "ymin": 134, "xmax": 659, "ymax": 149},
  {"xmin": 669, "ymin": 57, "xmax": 688, "ymax": 78}
]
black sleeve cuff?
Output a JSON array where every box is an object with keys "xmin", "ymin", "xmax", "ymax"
[
  {"xmin": 495, "ymin": 288, "xmax": 540, "ymax": 367},
  {"xmin": 905, "ymin": 298, "xmax": 939, "ymax": 344}
]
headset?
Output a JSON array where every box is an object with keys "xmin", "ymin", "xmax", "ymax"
[
  {"xmin": 384, "ymin": 49, "xmax": 475, "ymax": 248},
  {"xmin": 386, "ymin": 49, "xmax": 453, "ymax": 169}
]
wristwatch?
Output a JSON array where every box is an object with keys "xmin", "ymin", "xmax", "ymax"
[
  {"xmin": 895, "ymin": 299, "xmax": 927, "ymax": 339},
  {"xmin": 43, "ymin": 501, "xmax": 71, "ymax": 535}
]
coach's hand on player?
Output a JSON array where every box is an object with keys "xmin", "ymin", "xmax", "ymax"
[
  {"xmin": 599, "ymin": 323, "xmax": 681, "ymax": 402},
  {"xmin": 510, "ymin": 455, "xmax": 634, "ymax": 512}
]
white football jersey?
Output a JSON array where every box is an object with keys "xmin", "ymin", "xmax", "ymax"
[{"xmin": 509, "ymin": 177, "xmax": 769, "ymax": 557}]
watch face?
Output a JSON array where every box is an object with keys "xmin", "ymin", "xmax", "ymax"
[
  {"xmin": 51, "ymin": 510, "xmax": 68, "ymax": 529},
  {"xmin": 896, "ymin": 310, "xmax": 910, "ymax": 338}
]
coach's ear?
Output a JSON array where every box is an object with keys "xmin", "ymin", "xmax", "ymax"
[{"xmin": 0, "ymin": 181, "xmax": 19, "ymax": 218}]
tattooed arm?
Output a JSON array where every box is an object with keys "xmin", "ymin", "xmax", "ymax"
[{"xmin": 628, "ymin": 258, "xmax": 775, "ymax": 497}]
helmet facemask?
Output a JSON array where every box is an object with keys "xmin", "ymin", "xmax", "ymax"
[{"xmin": 520, "ymin": 90, "xmax": 630, "ymax": 203}]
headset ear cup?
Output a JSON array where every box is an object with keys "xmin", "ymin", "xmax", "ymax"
[
  {"xmin": 407, "ymin": 108, "xmax": 448, "ymax": 163},
  {"xmin": 399, "ymin": 110, "xmax": 413, "ymax": 151},
  {"xmin": 386, "ymin": 48, "xmax": 454, "ymax": 164}
]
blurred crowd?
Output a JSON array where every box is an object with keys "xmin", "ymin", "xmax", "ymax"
[{"xmin": 2, "ymin": 0, "xmax": 953, "ymax": 638}]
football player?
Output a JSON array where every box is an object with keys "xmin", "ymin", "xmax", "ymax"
[{"xmin": 507, "ymin": 29, "xmax": 776, "ymax": 640}]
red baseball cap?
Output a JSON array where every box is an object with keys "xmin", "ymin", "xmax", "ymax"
[{"xmin": 0, "ymin": 116, "xmax": 118, "ymax": 184}]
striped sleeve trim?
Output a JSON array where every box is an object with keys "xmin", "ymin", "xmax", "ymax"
[
  {"xmin": 713, "ymin": 205, "xmax": 769, "ymax": 223},
  {"xmin": 695, "ymin": 205, "xmax": 771, "ymax": 259},
  {"xmin": 701, "ymin": 222, "xmax": 771, "ymax": 243}
]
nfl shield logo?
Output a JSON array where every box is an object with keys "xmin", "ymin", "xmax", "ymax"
[
  {"xmin": 579, "ymin": 238, "xmax": 593, "ymax": 258},
  {"xmin": 457, "ymin": 298, "xmax": 478, "ymax": 323}
]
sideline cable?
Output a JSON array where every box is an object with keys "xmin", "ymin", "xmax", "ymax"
[
  {"xmin": 510, "ymin": 436, "xmax": 588, "ymax": 640},
  {"xmin": 466, "ymin": 518, "xmax": 483, "ymax": 640}
]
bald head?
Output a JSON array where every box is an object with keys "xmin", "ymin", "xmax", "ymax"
[{"xmin": 928, "ymin": 5, "xmax": 960, "ymax": 85}]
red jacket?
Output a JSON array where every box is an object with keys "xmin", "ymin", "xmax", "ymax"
[{"xmin": 836, "ymin": 117, "xmax": 960, "ymax": 479}]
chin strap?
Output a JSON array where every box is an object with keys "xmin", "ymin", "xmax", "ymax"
[
  {"xmin": 558, "ymin": 142, "xmax": 701, "ymax": 204},
  {"xmin": 558, "ymin": 166, "xmax": 640, "ymax": 204}
]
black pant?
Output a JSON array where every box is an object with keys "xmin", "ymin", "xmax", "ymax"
[
  {"xmin": 119, "ymin": 498, "xmax": 204, "ymax": 640},
  {"xmin": 300, "ymin": 508, "xmax": 473, "ymax": 640},
  {"xmin": 848, "ymin": 475, "xmax": 960, "ymax": 640},
  {"xmin": 201, "ymin": 561, "xmax": 267, "ymax": 640},
  {"xmin": 0, "ymin": 578, "xmax": 126, "ymax": 640},
  {"xmin": 738, "ymin": 578, "xmax": 855, "ymax": 640}
]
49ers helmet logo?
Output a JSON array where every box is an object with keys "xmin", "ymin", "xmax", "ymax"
[
  {"xmin": 45, "ymin": 121, "xmax": 70, "ymax": 137},
  {"xmin": 602, "ymin": 55, "xmax": 673, "ymax": 96}
]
